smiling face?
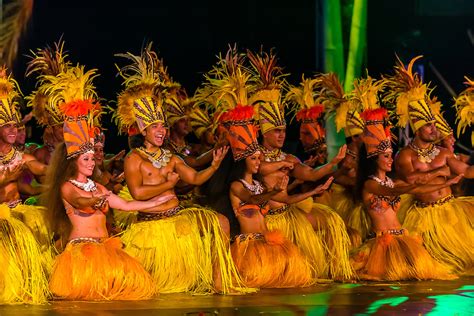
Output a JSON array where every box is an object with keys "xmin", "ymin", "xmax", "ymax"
[
  {"xmin": 94, "ymin": 143, "xmax": 105, "ymax": 165},
  {"xmin": 0, "ymin": 123, "xmax": 18, "ymax": 145},
  {"xmin": 15, "ymin": 126, "xmax": 26, "ymax": 145},
  {"xmin": 376, "ymin": 149, "xmax": 393, "ymax": 173},
  {"xmin": 143, "ymin": 122, "xmax": 167, "ymax": 147},
  {"xmin": 263, "ymin": 128, "xmax": 286, "ymax": 149},
  {"xmin": 76, "ymin": 152, "xmax": 96, "ymax": 177},
  {"xmin": 245, "ymin": 151, "xmax": 261, "ymax": 174}
]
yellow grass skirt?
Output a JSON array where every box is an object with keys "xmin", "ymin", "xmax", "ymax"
[
  {"xmin": 350, "ymin": 230, "xmax": 455, "ymax": 281},
  {"xmin": 113, "ymin": 185, "xmax": 138, "ymax": 230},
  {"xmin": 121, "ymin": 207, "xmax": 255, "ymax": 294},
  {"xmin": 293, "ymin": 199, "xmax": 355, "ymax": 280},
  {"xmin": 230, "ymin": 231, "xmax": 314, "ymax": 288},
  {"xmin": 49, "ymin": 237, "xmax": 155, "ymax": 300},
  {"xmin": 402, "ymin": 195, "xmax": 474, "ymax": 274},
  {"xmin": 0, "ymin": 204, "xmax": 50, "ymax": 304},
  {"xmin": 11, "ymin": 203, "xmax": 52, "ymax": 253}
]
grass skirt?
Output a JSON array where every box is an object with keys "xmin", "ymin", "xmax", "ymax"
[
  {"xmin": 297, "ymin": 199, "xmax": 355, "ymax": 280},
  {"xmin": 49, "ymin": 237, "xmax": 155, "ymax": 300},
  {"xmin": 230, "ymin": 231, "xmax": 314, "ymax": 288},
  {"xmin": 0, "ymin": 204, "xmax": 50, "ymax": 304},
  {"xmin": 113, "ymin": 185, "xmax": 138, "ymax": 230},
  {"xmin": 402, "ymin": 196, "xmax": 474, "ymax": 274},
  {"xmin": 350, "ymin": 231, "xmax": 455, "ymax": 281},
  {"xmin": 121, "ymin": 207, "xmax": 254, "ymax": 294},
  {"xmin": 11, "ymin": 203, "xmax": 52, "ymax": 253}
]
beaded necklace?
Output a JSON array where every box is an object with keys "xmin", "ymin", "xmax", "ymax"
[
  {"xmin": 408, "ymin": 142, "xmax": 440, "ymax": 163},
  {"xmin": 136, "ymin": 147, "xmax": 172, "ymax": 169}
]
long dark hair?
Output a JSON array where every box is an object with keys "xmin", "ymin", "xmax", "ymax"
[
  {"xmin": 354, "ymin": 146, "xmax": 378, "ymax": 203},
  {"xmin": 201, "ymin": 151, "xmax": 251, "ymax": 236},
  {"xmin": 40, "ymin": 142, "xmax": 79, "ymax": 243}
]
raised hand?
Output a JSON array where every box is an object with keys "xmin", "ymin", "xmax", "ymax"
[
  {"xmin": 211, "ymin": 146, "xmax": 229, "ymax": 168},
  {"xmin": 447, "ymin": 173, "xmax": 464, "ymax": 186},
  {"xmin": 111, "ymin": 150, "xmax": 126, "ymax": 161},
  {"xmin": 311, "ymin": 176, "xmax": 334, "ymax": 195},
  {"xmin": 304, "ymin": 155, "xmax": 318, "ymax": 168},
  {"xmin": 280, "ymin": 161, "xmax": 294, "ymax": 171},
  {"xmin": 330, "ymin": 144, "xmax": 347, "ymax": 165},
  {"xmin": 274, "ymin": 175, "xmax": 289, "ymax": 192}
]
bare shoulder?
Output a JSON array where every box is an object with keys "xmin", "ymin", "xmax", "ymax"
[
  {"xmin": 22, "ymin": 152, "xmax": 38, "ymax": 163},
  {"xmin": 285, "ymin": 153, "xmax": 301, "ymax": 163}
]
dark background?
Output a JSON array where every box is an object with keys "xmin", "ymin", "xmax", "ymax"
[{"xmin": 12, "ymin": 0, "xmax": 474, "ymax": 153}]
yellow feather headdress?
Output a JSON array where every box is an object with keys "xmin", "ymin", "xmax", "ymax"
[
  {"xmin": 318, "ymin": 72, "xmax": 363, "ymax": 137},
  {"xmin": 383, "ymin": 55, "xmax": 434, "ymax": 131},
  {"xmin": 0, "ymin": 66, "xmax": 21, "ymax": 126},
  {"xmin": 25, "ymin": 39, "xmax": 71, "ymax": 126},
  {"xmin": 246, "ymin": 48, "xmax": 287, "ymax": 134},
  {"xmin": 454, "ymin": 76, "xmax": 474, "ymax": 145},
  {"xmin": 426, "ymin": 94, "xmax": 452, "ymax": 140},
  {"xmin": 114, "ymin": 43, "xmax": 167, "ymax": 133},
  {"xmin": 43, "ymin": 64, "xmax": 101, "ymax": 159},
  {"xmin": 352, "ymin": 76, "xmax": 392, "ymax": 157},
  {"xmin": 285, "ymin": 76, "xmax": 326, "ymax": 152},
  {"xmin": 190, "ymin": 86, "xmax": 222, "ymax": 139}
]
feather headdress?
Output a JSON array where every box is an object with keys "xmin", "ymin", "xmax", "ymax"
[
  {"xmin": 246, "ymin": 48, "xmax": 287, "ymax": 134},
  {"xmin": 353, "ymin": 76, "xmax": 391, "ymax": 157},
  {"xmin": 206, "ymin": 46, "xmax": 258, "ymax": 161},
  {"xmin": 383, "ymin": 55, "xmax": 434, "ymax": 131},
  {"xmin": 454, "ymin": 77, "xmax": 474, "ymax": 145},
  {"xmin": 0, "ymin": 66, "xmax": 21, "ymax": 126},
  {"xmin": 25, "ymin": 38, "xmax": 71, "ymax": 126},
  {"xmin": 285, "ymin": 75, "xmax": 326, "ymax": 152},
  {"xmin": 114, "ymin": 42, "xmax": 167, "ymax": 133}
]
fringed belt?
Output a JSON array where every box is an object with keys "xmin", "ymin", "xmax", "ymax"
[
  {"xmin": 137, "ymin": 206, "xmax": 182, "ymax": 222},
  {"xmin": 7, "ymin": 199, "xmax": 22, "ymax": 209},
  {"xmin": 231, "ymin": 233, "xmax": 265, "ymax": 243},
  {"xmin": 266, "ymin": 205, "xmax": 289, "ymax": 216},
  {"xmin": 368, "ymin": 228, "xmax": 406, "ymax": 239},
  {"xmin": 415, "ymin": 195, "xmax": 454, "ymax": 208},
  {"xmin": 69, "ymin": 237, "xmax": 103, "ymax": 244}
]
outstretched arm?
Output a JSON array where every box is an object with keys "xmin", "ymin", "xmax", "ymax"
[
  {"xmin": 447, "ymin": 156, "xmax": 474, "ymax": 178},
  {"xmin": 272, "ymin": 177, "xmax": 334, "ymax": 204},
  {"xmin": 175, "ymin": 146, "xmax": 229, "ymax": 185},
  {"xmin": 23, "ymin": 154, "xmax": 47, "ymax": 176},
  {"xmin": 291, "ymin": 145, "xmax": 346, "ymax": 182},
  {"xmin": 395, "ymin": 150, "xmax": 449, "ymax": 184}
]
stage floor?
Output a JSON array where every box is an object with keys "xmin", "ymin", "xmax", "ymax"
[{"xmin": 1, "ymin": 277, "xmax": 472, "ymax": 315}]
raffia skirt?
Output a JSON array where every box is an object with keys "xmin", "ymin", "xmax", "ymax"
[
  {"xmin": 0, "ymin": 204, "xmax": 50, "ymax": 304},
  {"xmin": 402, "ymin": 195, "xmax": 474, "ymax": 274},
  {"xmin": 350, "ymin": 229, "xmax": 456, "ymax": 281},
  {"xmin": 49, "ymin": 237, "xmax": 155, "ymax": 300},
  {"xmin": 230, "ymin": 231, "xmax": 314, "ymax": 288},
  {"xmin": 121, "ymin": 207, "xmax": 255, "ymax": 294}
]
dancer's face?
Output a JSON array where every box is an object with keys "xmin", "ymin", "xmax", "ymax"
[
  {"xmin": 94, "ymin": 143, "xmax": 104, "ymax": 165},
  {"xmin": 0, "ymin": 123, "xmax": 18, "ymax": 145},
  {"xmin": 77, "ymin": 152, "xmax": 96, "ymax": 177},
  {"xmin": 263, "ymin": 128, "xmax": 286, "ymax": 149},
  {"xmin": 440, "ymin": 134, "xmax": 455, "ymax": 153},
  {"xmin": 143, "ymin": 123, "xmax": 167, "ymax": 147},
  {"xmin": 377, "ymin": 150, "xmax": 393, "ymax": 173},
  {"xmin": 15, "ymin": 127, "xmax": 26, "ymax": 145},
  {"xmin": 245, "ymin": 151, "xmax": 261, "ymax": 174},
  {"xmin": 173, "ymin": 118, "xmax": 190, "ymax": 137},
  {"xmin": 416, "ymin": 122, "xmax": 437, "ymax": 143}
]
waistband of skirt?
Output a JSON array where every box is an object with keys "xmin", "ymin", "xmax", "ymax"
[
  {"xmin": 368, "ymin": 228, "xmax": 406, "ymax": 239},
  {"xmin": 137, "ymin": 206, "xmax": 182, "ymax": 222},
  {"xmin": 68, "ymin": 237, "xmax": 104, "ymax": 245},
  {"xmin": 266, "ymin": 205, "xmax": 289, "ymax": 216},
  {"xmin": 415, "ymin": 195, "xmax": 454, "ymax": 208},
  {"xmin": 231, "ymin": 232, "xmax": 265, "ymax": 243}
]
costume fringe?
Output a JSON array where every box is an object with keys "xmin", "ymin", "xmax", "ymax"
[
  {"xmin": 121, "ymin": 207, "xmax": 256, "ymax": 294},
  {"xmin": 0, "ymin": 204, "xmax": 50, "ymax": 304},
  {"xmin": 230, "ymin": 231, "xmax": 314, "ymax": 288},
  {"xmin": 350, "ymin": 232, "xmax": 456, "ymax": 281},
  {"xmin": 113, "ymin": 185, "xmax": 138, "ymax": 230},
  {"xmin": 301, "ymin": 201, "xmax": 355, "ymax": 280},
  {"xmin": 397, "ymin": 194, "xmax": 414, "ymax": 225},
  {"xmin": 264, "ymin": 204, "xmax": 326, "ymax": 279},
  {"xmin": 402, "ymin": 196, "xmax": 474, "ymax": 274},
  {"xmin": 49, "ymin": 237, "xmax": 155, "ymax": 300}
]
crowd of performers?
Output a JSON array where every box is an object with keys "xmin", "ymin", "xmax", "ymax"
[{"xmin": 0, "ymin": 40, "xmax": 473, "ymax": 304}]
